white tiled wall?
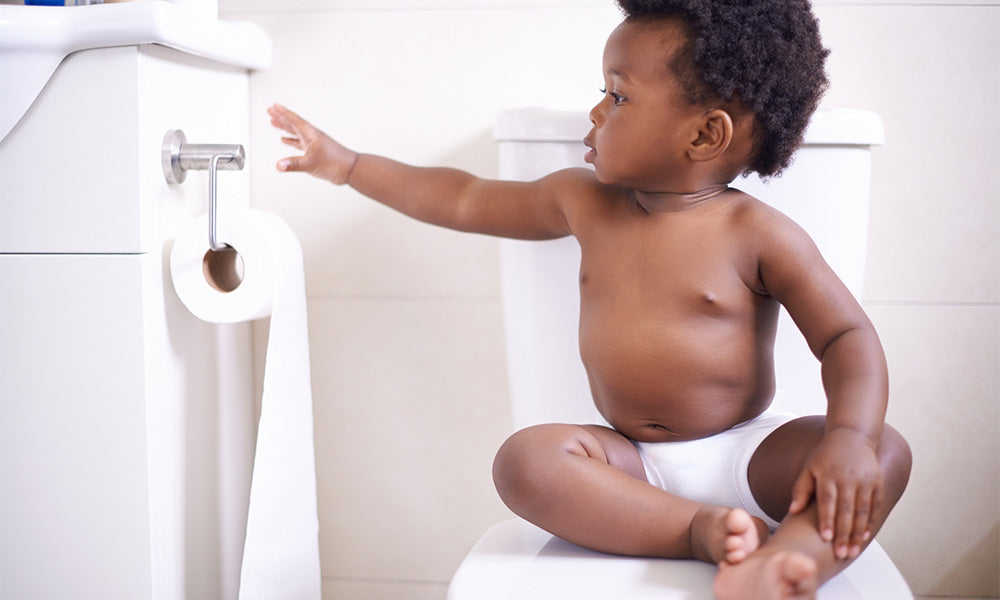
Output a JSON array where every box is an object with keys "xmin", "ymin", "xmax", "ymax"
[{"xmin": 221, "ymin": 1, "xmax": 999, "ymax": 598}]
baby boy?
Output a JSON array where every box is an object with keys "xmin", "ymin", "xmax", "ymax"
[{"xmin": 269, "ymin": 1, "xmax": 911, "ymax": 597}]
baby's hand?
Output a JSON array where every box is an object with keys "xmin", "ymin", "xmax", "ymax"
[
  {"xmin": 268, "ymin": 103, "xmax": 358, "ymax": 185},
  {"xmin": 788, "ymin": 428, "xmax": 883, "ymax": 560}
]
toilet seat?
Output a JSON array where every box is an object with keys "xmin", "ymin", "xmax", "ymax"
[{"xmin": 448, "ymin": 518, "xmax": 913, "ymax": 600}]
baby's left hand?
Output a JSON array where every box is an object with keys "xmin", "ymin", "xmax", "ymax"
[{"xmin": 788, "ymin": 428, "xmax": 883, "ymax": 560}]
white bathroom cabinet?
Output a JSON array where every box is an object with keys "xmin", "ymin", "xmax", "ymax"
[{"xmin": 1, "ymin": 44, "xmax": 257, "ymax": 599}]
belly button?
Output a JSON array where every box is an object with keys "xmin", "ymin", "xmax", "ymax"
[{"xmin": 645, "ymin": 423, "xmax": 678, "ymax": 436}]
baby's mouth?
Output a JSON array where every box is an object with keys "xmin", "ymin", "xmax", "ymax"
[{"xmin": 583, "ymin": 135, "xmax": 597, "ymax": 163}]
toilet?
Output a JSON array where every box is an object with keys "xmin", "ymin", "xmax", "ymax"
[{"xmin": 447, "ymin": 107, "xmax": 913, "ymax": 599}]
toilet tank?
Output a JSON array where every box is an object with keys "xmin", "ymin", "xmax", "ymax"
[{"xmin": 495, "ymin": 107, "xmax": 884, "ymax": 430}]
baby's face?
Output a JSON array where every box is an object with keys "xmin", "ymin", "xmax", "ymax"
[{"xmin": 585, "ymin": 19, "xmax": 705, "ymax": 191}]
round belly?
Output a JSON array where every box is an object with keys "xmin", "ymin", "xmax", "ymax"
[{"xmin": 580, "ymin": 317, "xmax": 775, "ymax": 442}]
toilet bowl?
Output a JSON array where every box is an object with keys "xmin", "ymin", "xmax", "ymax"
[{"xmin": 447, "ymin": 107, "xmax": 913, "ymax": 599}]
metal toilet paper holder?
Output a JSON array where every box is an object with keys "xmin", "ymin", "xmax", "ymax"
[{"xmin": 162, "ymin": 129, "xmax": 246, "ymax": 251}]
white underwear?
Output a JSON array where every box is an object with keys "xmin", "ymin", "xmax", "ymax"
[{"xmin": 633, "ymin": 412, "xmax": 796, "ymax": 530}]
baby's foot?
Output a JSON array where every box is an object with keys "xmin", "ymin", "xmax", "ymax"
[
  {"xmin": 691, "ymin": 506, "xmax": 768, "ymax": 565},
  {"xmin": 721, "ymin": 508, "xmax": 767, "ymax": 565},
  {"xmin": 714, "ymin": 550, "xmax": 819, "ymax": 600}
]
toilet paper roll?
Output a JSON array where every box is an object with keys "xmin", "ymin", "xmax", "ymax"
[{"xmin": 170, "ymin": 209, "xmax": 322, "ymax": 600}]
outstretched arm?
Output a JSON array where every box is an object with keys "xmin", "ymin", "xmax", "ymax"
[
  {"xmin": 268, "ymin": 103, "xmax": 574, "ymax": 240},
  {"xmin": 757, "ymin": 208, "xmax": 888, "ymax": 560}
]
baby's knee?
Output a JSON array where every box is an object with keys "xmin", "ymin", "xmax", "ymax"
[
  {"xmin": 492, "ymin": 424, "xmax": 599, "ymax": 503},
  {"xmin": 878, "ymin": 424, "xmax": 912, "ymax": 496},
  {"xmin": 494, "ymin": 424, "xmax": 584, "ymax": 473}
]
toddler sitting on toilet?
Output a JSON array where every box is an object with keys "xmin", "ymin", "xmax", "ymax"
[{"xmin": 268, "ymin": 1, "xmax": 911, "ymax": 597}]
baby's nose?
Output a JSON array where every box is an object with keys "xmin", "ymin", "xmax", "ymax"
[{"xmin": 588, "ymin": 102, "xmax": 601, "ymax": 125}]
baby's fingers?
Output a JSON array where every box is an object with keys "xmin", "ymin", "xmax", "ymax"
[
  {"xmin": 814, "ymin": 477, "xmax": 838, "ymax": 545},
  {"xmin": 832, "ymin": 486, "xmax": 857, "ymax": 560},
  {"xmin": 848, "ymin": 484, "xmax": 881, "ymax": 557},
  {"xmin": 277, "ymin": 153, "xmax": 322, "ymax": 174},
  {"xmin": 268, "ymin": 104, "xmax": 297, "ymax": 135},
  {"xmin": 281, "ymin": 136, "xmax": 304, "ymax": 150},
  {"xmin": 269, "ymin": 104, "xmax": 314, "ymax": 139},
  {"xmin": 277, "ymin": 156, "xmax": 303, "ymax": 172},
  {"xmin": 788, "ymin": 471, "xmax": 815, "ymax": 516}
]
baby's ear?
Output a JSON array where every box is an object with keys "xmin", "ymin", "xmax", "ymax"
[{"xmin": 687, "ymin": 109, "xmax": 734, "ymax": 163}]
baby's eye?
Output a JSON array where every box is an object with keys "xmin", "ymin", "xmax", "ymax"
[{"xmin": 599, "ymin": 87, "xmax": 626, "ymax": 105}]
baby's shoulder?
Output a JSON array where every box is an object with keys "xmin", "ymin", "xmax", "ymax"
[
  {"xmin": 726, "ymin": 191, "xmax": 823, "ymax": 262},
  {"xmin": 725, "ymin": 191, "xmax": 805, "ymax": 236},
  {"xmin": 539, "ymin": 167, "xmax": 630, "ymax": 215},
  {"xmin": 540, "ymin": 167, "xmax": 619, "ymax": 197}
]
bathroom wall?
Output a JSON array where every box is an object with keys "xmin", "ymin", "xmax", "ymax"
[{"xmin": 221, "ymin": 1, "xmax": 999, "ymax": 598}]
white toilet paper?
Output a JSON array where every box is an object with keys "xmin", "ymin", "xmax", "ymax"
[{"xmin": 170, "ymin": 209, "xmax": 322, "ymax": 600}]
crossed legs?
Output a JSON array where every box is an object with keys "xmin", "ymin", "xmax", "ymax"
[{"xmin": 492, "ymin": 418, "xmax": 911, "ymax": 599}]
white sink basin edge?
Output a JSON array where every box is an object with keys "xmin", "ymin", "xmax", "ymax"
[{"xmin": 0, "ymin": 1, "xmax": 272, "ymax": 143}]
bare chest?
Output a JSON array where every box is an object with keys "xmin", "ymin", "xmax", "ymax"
[
  {"xmin": 577, "ymin": 211, "xmax": 759, "ymax": 319},
  {"xmin": 572, "ymin": 207, "xmax": 778, "ymax": 439}
]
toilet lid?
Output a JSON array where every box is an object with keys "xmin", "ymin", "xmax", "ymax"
[{"xmin": 448, "ymin": 519, "xmax": 913, "ymax": 600}]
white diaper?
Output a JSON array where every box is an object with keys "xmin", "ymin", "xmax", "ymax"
[{"xmin": 633, "ymin": 412, "xmax": 796, "ymax": 530}]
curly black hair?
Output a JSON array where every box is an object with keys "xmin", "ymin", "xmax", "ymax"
[{"xmin": 615, "ymin": 0, "xmax": 830, "ymax": 177}]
